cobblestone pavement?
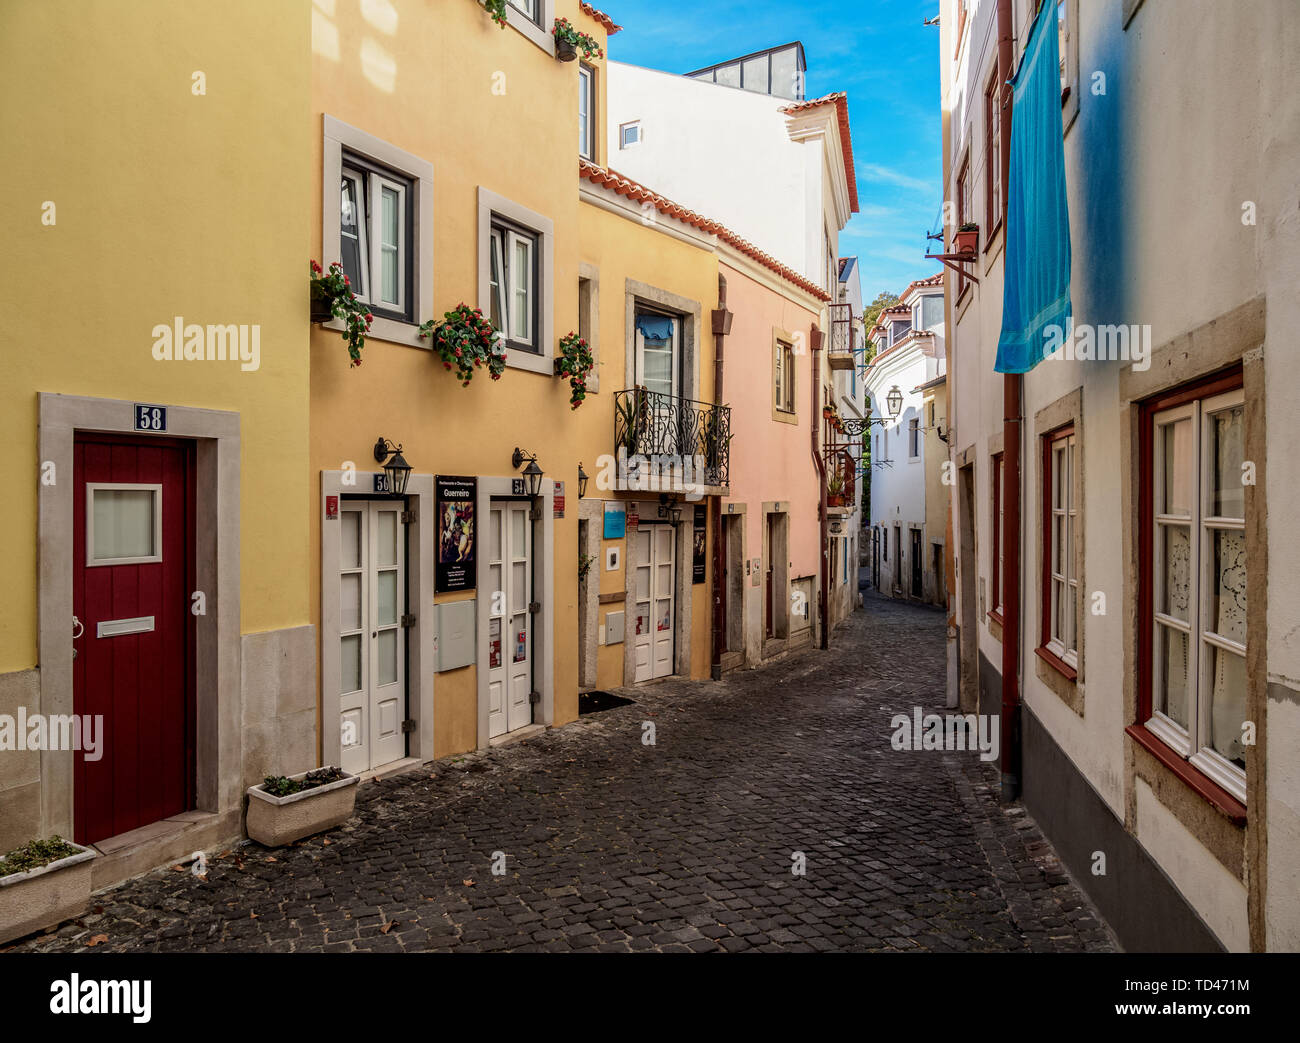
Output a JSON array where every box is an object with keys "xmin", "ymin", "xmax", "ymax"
[{"xmin": 7, "ymin": 592, "xmax": 1116, "ymax": 953}]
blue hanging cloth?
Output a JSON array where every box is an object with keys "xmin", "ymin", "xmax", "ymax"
[
  {"xmin": 636, "ymin": 313, "xmax": 675, "ymax": 344},
  {"xmin": 995, "ymin": 0, "xmax": 1072, "ymax": 374}
]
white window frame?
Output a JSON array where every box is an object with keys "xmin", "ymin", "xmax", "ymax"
[
  {"xmin": 1046, "ymin": 431, "xmax": 1078, "ymax": 665},
  {"xmin": 579, "ymin": 63, "xmax": 595, "ymax": 160},
  {"xmin": 322, "ymin": 116, "xmax": 434, "ymax": 349},
  {"xmin": 619, "ymin": 121, "xmax": 642, "ymax": 149},
  {"xmin": 490, "ymin": 221, "xmax": 538, "ymax": 350},
  {"xmin": 86, "ymin": 483, "xmax": 163, "ymax": 567},
  {"xmin": 502, "ymin": 0, "xmax": 556, "ymax": 55},
  {"xmin": 1147, "ymin": 389, "xmax": 1248, "ymax": 802},
  {"xmin": 774, "ymin": 340, "xmax": 795, "ymax": 413},
  {"xmin": 341, "ymin": 166, "xmax": 410, "ymax": 316},
  {"xmin": 477, "ymin": 187, "xmax": 554, "ymax": 376}
]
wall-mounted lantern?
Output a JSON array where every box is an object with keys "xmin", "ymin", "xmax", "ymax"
[
  {"xmin": 373, "ymin": 437, "xmax": 412, "ymax": 496},
  {"xmin": 577, "ymin": 462, "xmax": 589, "ymax": 499},
  {"xmin": 512, "ymin": 447, "xmax": 544, "ymax": 498}
]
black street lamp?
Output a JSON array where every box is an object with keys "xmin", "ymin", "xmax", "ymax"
[
  {"xmin": 373, "ymin": 437, "xmax": 412, "ymax": 496},
  {"xmin": 577, "ymin": 462, "xmax": 589, "ymax": 498},
  {"xmin": 512, "ymin": 447, "xmax": 544, "ymax": 498}
]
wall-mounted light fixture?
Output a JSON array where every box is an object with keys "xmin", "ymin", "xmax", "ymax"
[
  {"xmin": 577, "ymin": 462, "xmax": 589, "ymax": 499},
  {"xmin": 373, "ymin": 437, "xmax": 413, "ymax": 496},
  {"xmin": 512, "ymin": 447, "xmax": 544, "ymax": 498},
  {"xmin": 658, "ymin": 493, "xmax": 683, "ymax": 524}
]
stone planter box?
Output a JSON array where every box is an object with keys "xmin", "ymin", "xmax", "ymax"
[
  {"xmin": 0, "ymin": 842, "xmax": 96, "ymax": 945},
  {"xmin": 246, "ymin": 768, "xmax": 359, "ymax": 847}
]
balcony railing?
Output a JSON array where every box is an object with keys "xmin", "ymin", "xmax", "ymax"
[
  {"xmin": 614, "ymin": 388, "xmax": 731, "ymax": 490},
  {"xmin": 828, "ymin": 301, "xmax": 855, "ymax": 370}
]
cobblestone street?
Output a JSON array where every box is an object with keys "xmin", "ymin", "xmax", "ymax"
[{"xmin": 7, "ymin": 592, "xmax": 1116, "ymax": 953}]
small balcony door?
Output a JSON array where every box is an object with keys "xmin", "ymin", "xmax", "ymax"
[
  {"xmin": 634, "ymin": 309, "xmax": 680, "ymax": 400},
  {"xmin": 487, "ymin": 501, "xmax": 534, "ymax": 738}
]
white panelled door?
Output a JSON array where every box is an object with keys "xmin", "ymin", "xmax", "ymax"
[
  {"xmin": 487, "ymin": 501, "xmax": 533, "ymax": 739},
  {"xmin": 339, "ymin": 501, "xmax": 406, "ymax": 775},
  {"xmin": 633, "ymin": 523, "xmax": 675, "ymax": 682}
]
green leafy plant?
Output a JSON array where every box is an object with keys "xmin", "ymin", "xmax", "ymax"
[
  {"xmin": 578, "ymin": 552, "xmax": 595, "ymax": 583},
  {"xmin": 481, "ymin": 0, "xmax": 508, "ymax": 28},
  {"xmin": 827, "ymin": 473, "xmax": 844, "ymax": 496},
  {"xmin": 0, "ymin": 836, "xmax": 80, "ymax": 877},
  {"xmin": 957, "ymin": 221, "xmax": 979, "ymax": 232},
  {"xmin": 262, "ymin": 767, "xmax": 347, "ymax": 799},
  {"xmin": 419, "ymin": 304, "xmax": 507, "ymax": 386},
  {"xmin": 310, "ymin": 260, "xmax": 373, "ymax": 368},
  {"xmin": 555, "ymin": 331, "xmax": 595, "ymax": 408},
  {"xmin": 552, "ymin": 17, "xmax": 604, "ymax": 59},
  {"xmin": 616, "ymin": 385, "xmax": 649, "ymax": 455}
]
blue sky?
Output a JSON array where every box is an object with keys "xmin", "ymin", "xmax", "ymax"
[{"xmin": 604, "ymin": 0, "xmax": 944, "ymax": 303}]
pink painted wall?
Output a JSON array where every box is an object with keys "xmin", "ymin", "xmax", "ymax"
[{"xmin": 720, "ymin": 262, "xmax": 822, "ymax": 584}]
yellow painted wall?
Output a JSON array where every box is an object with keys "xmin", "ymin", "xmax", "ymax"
[
  {"xmin": 0, "ymin": 0, "xmax": 313, "ymax": 671},
  {"xmin": 577, "ymin": 199, "xmax": 720, "ymax": 690},
  {"xmin": 309, "ymin": 1, "xmax": 607, "ymax": 757}
]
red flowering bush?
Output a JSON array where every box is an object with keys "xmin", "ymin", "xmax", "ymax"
[
  {"xmin": 555, "ymin": 331, "xmax": 595, "ymax": 409},
  {"xmin": 481, "ymin": 0, "xmax": 508, "ymax": 29},
  {"xmin": 419, "ymin": 304, "xmax": 507, "ymax": 386},
  {"xmin": 310, "ymin": 260, "xmax": 372, "ymax": 367},
  {"xmin": 552, "ymin": 17, "xmax": 604, "ymax": 59}
]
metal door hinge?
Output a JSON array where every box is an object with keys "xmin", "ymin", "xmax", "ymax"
[
  {"xmin": 401, "ymin": 613, "xmax": 417, "ymax": 628},
  {"xmin": 528, "ymin": 691, "xmax": 541, "ymax": 705},
  {"xmin": 401, "ymin": 507, "xmax": 418, "ymax": 524},
  {"xmin": 401, "ymin": 719, "xmax": 417, "ymax": 734},
  {"xmin": 529, "ymin": 601, "xmax": 541, "ymax": 614}
]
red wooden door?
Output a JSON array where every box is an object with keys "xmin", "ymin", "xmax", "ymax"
[{"xmin": 73, "ymin": 434, "xmax": 195, "ymax": 845}]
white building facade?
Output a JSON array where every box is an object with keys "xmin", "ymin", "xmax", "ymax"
[{"xmin": 940, "ymin": 0, "xmax": 1300, "ymax": 951}]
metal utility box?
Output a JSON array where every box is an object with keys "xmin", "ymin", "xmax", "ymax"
[
  {"xmin": 604, "ymin": 609, "xmax": 626, "ymax": 645},
  {"xmin": 434, "ymin": 599, "xmax": 476, "ymax": 672}
]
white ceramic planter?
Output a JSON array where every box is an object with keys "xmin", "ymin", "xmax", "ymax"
[
  {"xmin": 0, "ymin": 841, "xmax": 96, "ymax": 945},
  {"xmin": 246, "ymin": 768, "xmax": 359, "ymax": 847}
]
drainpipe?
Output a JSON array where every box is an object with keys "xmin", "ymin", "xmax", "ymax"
[
  {"xmin": 997, "ymin": 0, "xmax": 1022, "ymax": 801},
  {"xmin": 811, "ymin": 323, "xmax": 830, "ymax": 650},
  {"xmin": 710, "ymin": 274, "xmax": 733, "ymax": 680}
]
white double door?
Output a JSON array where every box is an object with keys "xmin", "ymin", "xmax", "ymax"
[
  {"xmin": 338, "ymin": 501, "xmax": 406, "ymax": 775},
  {"xmin": 633, "ymin": 523, "xmax": 675, "ymax": 682},
  {"xmin": 487, "ymin": 501, "xmax": 533, "ymax": 738}
]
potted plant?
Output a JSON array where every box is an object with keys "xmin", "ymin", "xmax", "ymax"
[
  {"xmin": 552, "ymin": 17, "xmax": 603, "ymax": 62},
  {"xmin": 955, "ymin": 222, "xmax": 980, "ymax": 255},
  {"xmin": 246, "ymin": 766, "xmax": 359, "ymax": 847},
  {"xmin": 822, "ymin": 405, "xmax": 835, "ymax": 421},
  {"xmin": 0, "ymin": 835, "xmax": 96, "ymax": 944},
  {"xmin": 827, "ymin": 474, "xmax": 846, "ymax": 507},
  {"xmin": 616, "ymin": 385, "xmax": 649, "ymax": 457},
  {"xmin": 310, "ymin": 260, "xmax": 373, "ymax": 367},
  {"xmin": 419, "ymin": 304, "xmax": 507, "ymax": 386},
  {"xmin": 555, "ymin": 331, "xmax": 595, "ymax": 408},
  {"xmin": 480, "ymin": 0, "xmax": 508, "ymax": 28}
]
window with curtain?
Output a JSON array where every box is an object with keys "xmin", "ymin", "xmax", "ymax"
[
  {"xmin": 635, "ymin": 310, "xmax": 678, "ymax": 399},
  {"xmin": 1144, "ymin": 382, "xmax": 1247, "ymax": 802},
  {"xmin": 1041, "ymin": 427, "xmax": 1078, "ymax": 669}
]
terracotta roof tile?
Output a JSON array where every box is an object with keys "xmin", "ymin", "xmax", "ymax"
[
  {"xmin": 780, "ymin": 92, "xmax": 859, "ymax": 213},
  {"xmin": 579, "ymin": 3, "xmax": 621, "ymax": 34},
  {"xmin": 579, "ymin": 159, "xmax": 831, "ymax": 302}
]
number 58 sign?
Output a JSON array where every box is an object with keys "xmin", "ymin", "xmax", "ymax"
[{"xmin": 134, "ymin": 404, "xmax": 167, "ymax": 432}]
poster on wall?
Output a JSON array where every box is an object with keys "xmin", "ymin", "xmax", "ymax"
[
  {"xmin": 436, "ymin": 476, "xmax": 477, "ymax": 592},
  {"xmin": 604, "ymin": 501, "xmax": 626, "ymax": 539},
  {"xmin": 692, "ymin": 505, "xmax": 707, "ymax": 584}
]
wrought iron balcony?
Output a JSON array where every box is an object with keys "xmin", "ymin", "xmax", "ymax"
[
  {"xmin": 613, "ymin": 388, "xmax": 731, "ymax": 491},
  {"xmin": 828, "ymin": 301, "xmax": 857, "ymax": 371}
]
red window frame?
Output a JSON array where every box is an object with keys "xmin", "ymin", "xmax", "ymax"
[
  {"xmin": 1128, "ymin": 364, "xmax": 1247, "ymax": 825},
  {"xmin": 989, "ymin": 451, "xmax": 1004, "ymax": 626},
  {"xmin": 984, "ymin": 66, "xmax": 1003, "ymax": 242},
  {"xmin": 1036, "ymin": 424, "xmax": 1077, "ymax": 680}
]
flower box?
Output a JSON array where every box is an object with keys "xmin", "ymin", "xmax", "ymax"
[
  {"xmin": 246, "ymin": 767, "xmax": 359, "ymax": 847},
  {"xmin": 0, "ymin": 839, "xmax": 96, "ymax": 945},
  {"xmin": 955, "ymin": 226, "xmax": 979, "ymax": 255},
  {"xmin": 556, "ymin": 38, "xmax": 578, "ymax": 61},
  {"xmin": 310, "ymin": 287, "xmax": 334, "ymax": 323}
]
